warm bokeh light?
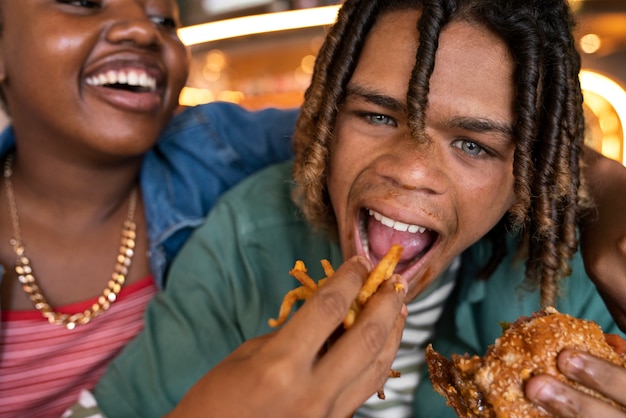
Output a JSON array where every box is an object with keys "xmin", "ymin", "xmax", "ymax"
[
  {"xmin": 179, "ymin": 86, "xmax": 216, "ymax": 106},
  {"xmin": 176, "ymin": 9, "xmax": 626, "ymax": 166},
  {"xmin": 300, "ymin": 55, "xmax": 316, "ymax": 74},
  {"xmin": 580, "ymin": 33, "xmax": 602, "ymax": 54},
  {"xmin": 580, "ymin": 70, "xmax": 626, "ymax": 165},
  {"xmin": 177, "ymin": 5, "xmax": 340, "ymax": 46}
]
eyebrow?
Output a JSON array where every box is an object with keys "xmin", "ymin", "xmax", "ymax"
[
  {"xmin": 345, "ymin": 84, "xmax": 514, "ymax": 142},
  {"xmin": 345, "ymin": 85, "xmax": 407, "ymax": 114},
  {"xmin": 447, "ymin": 117, "xmax": 514, "ymax": 142}
]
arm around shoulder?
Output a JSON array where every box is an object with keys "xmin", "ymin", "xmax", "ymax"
[{"xmin": 580, "ymin": 147, "xmax": 626, "ymax": 331}]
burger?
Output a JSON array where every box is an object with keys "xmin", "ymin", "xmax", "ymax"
[{"xmin": 425, "ymin": 307, "xmax": 626, "ymax": 417}]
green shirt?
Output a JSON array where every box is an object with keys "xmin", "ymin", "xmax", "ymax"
[{"xmin": 95, "ymin": 161, "xmax": 622, "ymax": 418}]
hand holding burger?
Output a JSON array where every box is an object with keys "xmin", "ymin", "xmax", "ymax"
[{"xmin": 426, "ymin": 307, "xmax": 626, "ymax": 417}]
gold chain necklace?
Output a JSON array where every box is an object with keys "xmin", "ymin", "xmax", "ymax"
[{"xmin": 3, "ymin": 153, "xmax": 138, "ymax": 330}]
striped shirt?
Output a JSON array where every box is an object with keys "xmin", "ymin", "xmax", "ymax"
[
  {"xmin": 356, "ymin": 257, "xmax": 460, "ymax": 417},
  {"xmin": 0, "ymin": 277, "xmax": 156, "ymax": 418}
]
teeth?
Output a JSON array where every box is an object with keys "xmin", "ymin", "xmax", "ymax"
[
  {"xmin": 369, "ymin": 209, "xmax": 427, "ymax": 233},
  {"xmin": 86, "ymin": 69, "xmax": 157, "ymax": 91}
]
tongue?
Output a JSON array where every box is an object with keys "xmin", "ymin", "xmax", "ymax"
[{"xmin": 367, "ymin": 216, "xmax": 435, "ymax": 262}]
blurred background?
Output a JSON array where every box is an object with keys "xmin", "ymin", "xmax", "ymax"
[
  {"xmin": 175, "ymin": 0, "xmax": 626, "ymax": 166},
  {"xmin": 2, "ymin": 1, "xmax": 622, "ymax": 165}
]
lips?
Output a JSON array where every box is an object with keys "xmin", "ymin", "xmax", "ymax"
[
  {"xmin": 360, "ymin": 208, "xmax": 438, "ymax": 272},
  {"xmin": 83, "ymin": 58, "xmax": 167, "ymax": 112}
]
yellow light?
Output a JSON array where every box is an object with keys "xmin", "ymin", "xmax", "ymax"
[
  {"xmin": 179, "ymin": 87, "xmax": 215, "ymax": 107},
  {"xmin": 580, "ymin": 70, "xmax": 626, "ymax": 165},
  {"xmin": 300, "ymin": 55, "xmax": 316, "ymax": 74},
  {"xmin": 580, "ymin": 33, "xmax": 602, "ymax": 54},
  {"xmin": 177, "ymin": 5, "xmax": 341, "ymax": 46}
]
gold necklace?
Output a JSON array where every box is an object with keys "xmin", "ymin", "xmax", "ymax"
[{"xmin": 3, "ymin": 153, "xmax": 138, "ymax": 330}]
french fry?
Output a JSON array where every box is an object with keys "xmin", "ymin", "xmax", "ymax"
[
  {"xmin": 269, "ymin": 246, "xmax": 405, "ymax": 400},
  {"xmin": 342, "ymin": 302, "xmax": 359, "ymax": 329},
  {"xmin": 270, "ymin": 245, "xmax": 404, "ymax": 329},
  {"xmin": 268, "ymin": 286, "xmax": 315, "ymax": 327},
  {"xmin": 320, "ymin": 259, "xmax": 335, "ymax": 277},
  {"xmin": 356, "ymin": 244, "xmax": 403, "ymax": 306},
  {"xmin": 289, "ymin": 260, "xmax": 318, "ymax": 290}
]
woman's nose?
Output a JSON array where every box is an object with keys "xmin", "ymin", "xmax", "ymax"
[{"xmin": 104, "ymin": 11, "xmax": 163, "ymax": 51}]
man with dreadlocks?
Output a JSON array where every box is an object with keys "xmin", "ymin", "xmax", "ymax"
[{"xmin": 87, "ymin": 0, "xmax": 626, "ymax": 417}]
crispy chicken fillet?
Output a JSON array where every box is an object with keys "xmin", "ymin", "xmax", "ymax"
[{"xmin": 425, "ymin": 307, "xmax": 626, "ymax": 417}]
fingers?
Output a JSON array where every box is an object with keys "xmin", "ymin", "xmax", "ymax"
[
  {"xmin": 526, "ymin": 375, "xmax": 626, "ymax": 418},
  {"xmin": 606, "ymin": 334, "xmax": 626, "ymax": 355},
  {"xmin": 326, "ymin": 301, "xmax": 408, "ymax": 418},
  {"xmin": 268, "ymin": 256, "xmax": 372, "ymax": 358},
  {"xmin": 312, "ymin": 274, "xmax": 408, "ymax": 405},
  {"xmin": 229, "ymin": 333, "xmax": 273, "ymax": 359},
  {"xmin": 526, "ymin": 350, "xmax": 626, "ymax": 418},
  {"xmin": 557, "ymin": 350, "xmax": 626, "ymax": 406}
]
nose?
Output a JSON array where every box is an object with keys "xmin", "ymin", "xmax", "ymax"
[
  {"xmin": 381, "ymin": 138, "xmax": 449, "ymax": 196},
  {"xmin": 104, "ymin": 8, "xmax": 162, "ymax": 51}
]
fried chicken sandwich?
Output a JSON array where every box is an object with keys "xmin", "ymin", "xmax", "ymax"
[{"xmin": 425, "ymin": 307, "xmax": 626, "ymax": 417}]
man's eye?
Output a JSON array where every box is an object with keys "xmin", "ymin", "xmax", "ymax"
[
  {"xmin": 150, "ymin": 15, "xmax": 178, "ymax": 30},
  {"xmin": 452, "ymin": 139, "xmax": 484, "ymax": 156},
  {"xmin": 366, "ymin": 114, "xmax": 394, "ymax": 126}
]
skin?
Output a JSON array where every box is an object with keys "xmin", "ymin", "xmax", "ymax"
[
  {"xmin": 580, "ymin": 149, "xmax": 626, "ymax": 332},
  {"xmin": 168, "ymin": 257, "xmax": 408, "ymax": 418},
  {"xmin": 0, "ymin": 0, "xmax": 187, "ymax": 161},
  {"xmin": 0, "ymin": 1, "xmax": 621, "ymax": 415},
  {"xmin": 529, "ymin": 26, "xmax": 626, "ymax": 417},
  {"xmin": 329, "ymin": 10, "xmax": 516, "ymax": 302},
  {"xmin": 0, "ymin": 0, "xmax": 189, "ymax": 309},
  {"xmin": 0, "ymin": 1, "xmax": 408, "ymax": 414},
  {"xmin": 526, "ymin": 349, "xmax": 626, "ymax": 417},
  {"xmin": 327, "ymin": 9, "xmax": 626, "ymax": 416},
  {"xmin": 525, "ymin": 150, "xmax": 626, "ymax": 417}
]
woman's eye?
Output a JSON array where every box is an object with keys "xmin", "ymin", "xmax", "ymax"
[
  {"xmin": 452, "ymin": 139, "xmax": 484, "ymax": 156},
  {"xmin": 57, "ymin": 0, "xmax": 100, "ymax": 8},
  {"xmin": 150, "ymin": 15, "xmax": 178, "ymax": 30}
]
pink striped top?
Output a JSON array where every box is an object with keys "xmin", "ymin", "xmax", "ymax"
[{"xmin": 0, "ymin": 277, "xmax": 157, "ymax": 418}]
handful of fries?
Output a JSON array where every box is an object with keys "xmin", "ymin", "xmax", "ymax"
[
  {"xmin": 269, "ymin": 244, "xmax": 404, "ymax": 329},
  {"xmin": 269, "ymin": 244, "xmax": 404, "ymax": 400}
]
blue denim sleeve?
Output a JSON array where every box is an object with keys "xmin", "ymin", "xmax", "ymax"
[
  {"xmin": 160, "ymin": 102, "xmax": 297, "ymax": 174},
  {"xmin": 141, "ymin": 102, "xmax": 298, "ymax": 287}
]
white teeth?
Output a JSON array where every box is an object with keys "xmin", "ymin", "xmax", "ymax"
[
  {"xmin": 86, "ymin": 69, "xmax": 157, "ymax": 91},
  {"xmin": 128, "ymin": 71, "xmax": 139, "ymax": 85},
  {"xmin": 408, "ymin": 225, "xmax": 421, "ymax": 233},
  {"xmin": 369, "ymin": 209, "xmax": 427, "ymax": 233}
]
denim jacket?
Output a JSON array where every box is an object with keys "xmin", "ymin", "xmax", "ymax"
[{"xmin": 0, "ymin": 102, "xmax": 298, "ymax": 289}]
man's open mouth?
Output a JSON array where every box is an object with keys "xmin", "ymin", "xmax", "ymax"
[{"xmin": 359, "ymin": 208, "xmax": 439, "ymax": 273}]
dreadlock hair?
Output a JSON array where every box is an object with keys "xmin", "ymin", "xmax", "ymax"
[{"xmin": 291, "ymin": 0, "xmax": 590, "ymax": 308}]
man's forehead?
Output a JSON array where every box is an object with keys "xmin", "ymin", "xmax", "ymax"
[{"xmin": 350, "ymin": 10, "xmax": 421, "ymax": 101}]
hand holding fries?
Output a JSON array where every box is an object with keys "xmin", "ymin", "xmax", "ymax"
[
  {"xmin": 268, "ymin": 245, "xmax": 405, "ymax": 400},
  {"xmin": 269, "ymin": 244, "xmax": 404, "ymax": 329},
  {"xmin": 165, "ymin": 256, "xmax": 408, "ymax": 418}
]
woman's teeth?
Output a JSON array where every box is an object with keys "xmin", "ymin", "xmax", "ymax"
[
  {"xmin": 86, "ymin": 70, "xmax": 157, "ymax": 91},
  {"xmin": 369, "ymin": 209, "xmax": 427, "ymax": 233}
]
